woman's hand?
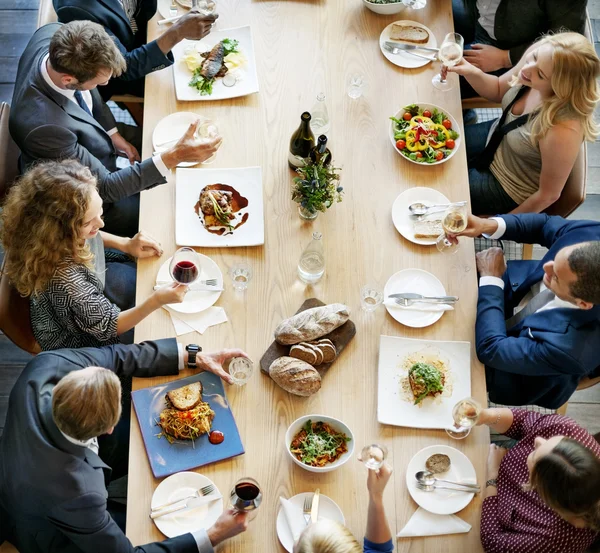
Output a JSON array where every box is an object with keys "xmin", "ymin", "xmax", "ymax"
[
  {"xmin": 127, "ymin": 231, "xmax": 163, "ymax": 258},
  {"xmin": 197, "ymin": 349, "xmax": 250, "ymax": 384},
  {"xmin": 367, "ymin": 462, "xmax": 393, "ymax": 500},
  {"xmin": 152, "ymin": 282, "xmax": 188, "ymax": 306},
  {"xmin": 486, "ymin": 444, "xmax": 509, "ymax": 480},
  {"xmin": 110, "ymin": 132, "xmax": 141, "ymax": 164},
  {"xmin": 445, "ymin": 57, "xmax": 480, "ymax": 78},
  {"xmin": 463, "ymin": 44, "xmax": 511, "ymax": 73}
]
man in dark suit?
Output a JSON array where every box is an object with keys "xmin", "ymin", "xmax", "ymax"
[
  {"xmin": 10, "ymin": 21, "xmax": 220, "ymax": 236},
  {"xmin": 455, "ymin": 213, "xmax": 600, "ymax": 408},
  {"xmin": 0, "ymin": 339, "xmax": 249, "ymax": 552},
  {"xmin": 53, "ymin": 0, "xmax": 217, "ymax": 100}
]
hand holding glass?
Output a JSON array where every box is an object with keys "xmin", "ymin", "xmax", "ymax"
[
  {"xmin": 446, "ymin": 398, "xmax": 482, "ymax": 439},
  {"xmin": 169, "ymin": 247, "xmax": 202, "ymax": 285},
  {"xmin": 432, "ymin": 33, "xmax": 464, "ymax": 91},
  {"xmin": 359, "ymin": 444, "xmax": 388, "ymax": 470},
  {"xmin": 436, "ymin": 203, "xmax": 468, "ymax": 254},
  {"xmin": 197, "ymin": 119, "xmax": 219, "ymax": 164},
  {"xmin": 229, "ymin": 477, "xmax": 262, "ymax": 513}
]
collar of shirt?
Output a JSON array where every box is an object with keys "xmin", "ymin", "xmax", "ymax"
[
  {"xmin": 40, "ymin": 53, "xmax": 93, "ymax": 111},
  {"xmin": 59, "ymin": 429, "xmax": 100, "ymax": 454}
]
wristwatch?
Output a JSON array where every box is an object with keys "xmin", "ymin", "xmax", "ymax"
[
  {"xmin": 486, "ymin": 478, "xmax": 498, "ymax": 488},
  {"xmin": 185, "ymin": 344, "xmax": 202, "ymax": 368}
]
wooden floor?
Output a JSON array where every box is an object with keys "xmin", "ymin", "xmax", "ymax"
[{"xmin": 1, "ymin": 0, "xmax": 600, "ymax": 436}]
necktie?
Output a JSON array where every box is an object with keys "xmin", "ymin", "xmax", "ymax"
[
  {"xmin": 73, "ymin": 90, "xmax": 92, "ymax": 116},
  {"xmin": 505, "ymin": 287, "xmax": 555, "ymax": 329}
]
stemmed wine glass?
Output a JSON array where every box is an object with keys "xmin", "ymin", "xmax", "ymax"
[
  {"xmin": 359, "ymin": 444, "xmax": 388, "ymax": 471},
  {"xmin": 196, "ymin": 118, "xmax": 219, "ymax": 164},
  {"xmin": 229, "ymin": 477, "xmax": 262, "ymax": 516},
  {"xmin": 432, "ymin": 33, "xmax": 464, "ymax": 91},
  {"xmin": 436, "ymin": 203, "xmax": 468, "ymax": 255},
  {"xmin": 169, "ymin": 247, "xmax": 202, "ymax": 285},
  {"xmin": 446, "ymin": 397, "xmax": 482, "ymax": 439}
]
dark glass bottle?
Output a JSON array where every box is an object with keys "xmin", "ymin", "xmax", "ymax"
[
  {"xmin": 288, "ymin": 112, "xmax": 315, "ymax": 169},
  {"xmin": 309, "ymin": 134, "xmax": 331, "ymax": 166}
]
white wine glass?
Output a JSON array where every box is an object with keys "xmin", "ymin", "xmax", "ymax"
[
  {"xmin": 359, "ymin": 444, "xmax": 388, "ymax": 470},
  {"xmin": 432, "ymin": 33, "xmax": 464, "ymax": 91},
  {"xmin": 436, "ymin": 203, "xmax": 468, "ymax": 255},
  {"xmin": 196, "ymin": 118, "xmax": 219, "ymax": 164},
  {"xmin": 446, "ymin": 397, "xmax": 482, "ymax": 439}
]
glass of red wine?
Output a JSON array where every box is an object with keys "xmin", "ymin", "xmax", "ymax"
[
  {"xmin": 169, "ymin": 247, "xmax": 201, "ymax": 285},
  {"xmin": 229, "ymin": 477, "xmax": 262, "ymax": 515}
]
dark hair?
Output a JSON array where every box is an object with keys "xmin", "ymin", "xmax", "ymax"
[
  {"xmin": 568, "ymin": 242, "xmax": 600, "ymax": 304},
  {"xmin": 530, "ymin": 437, "xmax": 600, "ymax": 531},
  {"xmin": 49, "ymin": 21, "xmax": 126, "ymax": 83}
]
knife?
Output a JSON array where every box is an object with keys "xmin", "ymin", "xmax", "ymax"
[
  {"xmin": 150, "ymin": 494, "xmax": 222, "ymax": 519},
  {"xmin": 388, "ymin": 293, "xmax": 458, "ymax": 303},
  {"xmin": 310, "ymin": 489, "xmax": 320, "ymax": 524},
  {"xmin": 383, "ymin": 43, "xmax": 436, "ymax": 62},
  {"xmin": 153, "ymin": 283, "xmax": 224, "ymax": 292},
  {"xmin": 385, "ymin": 41, "xmax": 439, "ymax": 53}
]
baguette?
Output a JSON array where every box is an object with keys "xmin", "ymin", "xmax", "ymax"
[
  {"xmin": 390, "ymin": 23, "xmax": 429, "ymax": 44},
  {"xmin": 274, "ymin": 303, "xmax": 350, "ymax": 345}
]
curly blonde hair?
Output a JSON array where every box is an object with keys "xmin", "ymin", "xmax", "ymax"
[
  {"xmin": 295, "ymin": 520, "xmax": 362, "ymax": 553},
  {"xmin": 0, "ymin": 160, "xmax": 98, "ymax": 297}
]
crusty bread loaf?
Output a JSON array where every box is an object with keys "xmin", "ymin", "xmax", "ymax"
[
  {"xmin": 413, "ymin": 219, "xmax": 443, "ymax": 239},
  {"xmin": 274, "ymin": 303, "xmax": 350, "ymax": 345},
  {"xmin": 289, "ymin": 344, "xmax": 318, "ymax": 365},
  {"xmin": 269, "ymin": 356, "xmax": 321, "ymax": 396},
  {"xmin": 390, "ymin": 23, "xmax": 429, "ymax": 44},
  {"xmin": 167, "ymin": 382, "xmax": 202, "ymax": 411}
]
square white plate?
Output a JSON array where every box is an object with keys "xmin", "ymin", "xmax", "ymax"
[
  {"xmin": 377, "ymin": 335, "xmax": 471, "ymax": 429},
  {"xmin": 176, "ymin": 166, "xmax": 264, "ymax": 247},
  {"xmin": 172, "ymin": 26, "xmax": 259, "ymax": 101}
]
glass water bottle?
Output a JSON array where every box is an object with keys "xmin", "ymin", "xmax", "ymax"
[
  {"xmin": 310, "ymin": 93, "xmax": 330, "ymax": 135},
  {"xmin": 297, "ymin": 232, "xmax": 325, "ymax": 284}
]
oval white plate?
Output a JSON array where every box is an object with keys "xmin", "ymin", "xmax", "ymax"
[
  {"xmin": 151, "ymin": 472, "xmax": 223, "ymax": 538},
  {"xmin": 276, "ymin": 493, "xmax": 345, "ymax": 553},
  {"xmin": 156, "ymin": 254, "xmax": 223, "ymax": 314},
  {"xmin": 405, "ymin": 445, "xmax": 477, "ymax": 515},
  {"xmin": 392, "ymin": 187, "xmax": 450, "ymax": 246},
  {"xmin": 379, "ymin": 20, "xmax": 438, "ymax": 69},
  {"xmin": 152, "ymin": 112, "xmax": 208, "ymax": 168},
  {"xmin": 384, "ymin": 268, "xmax": 447, "ymax": 328}
]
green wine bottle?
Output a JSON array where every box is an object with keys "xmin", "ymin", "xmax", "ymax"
[
  {"xmin": 288, "ymin": 112, "xmax": 315, "ymax": 169},
  {"xmin": 309, "ymin": 135, "xmax": 331, "ymax": 166}
]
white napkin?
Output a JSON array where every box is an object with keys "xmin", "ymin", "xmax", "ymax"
[
  {"xmin": 164, "ymin": 306, "xmax": 228, "ymax": 336},
  {"xmin": 384, "ymin": 299, "xmax": 454, "ymax": 312},
  {"xmin": 397, "ymin": 507, "xmax": 471, "ymax": 537},
  {"xmin": 279, "ymin": 497, "xmax": 306, "ymax": 543}
]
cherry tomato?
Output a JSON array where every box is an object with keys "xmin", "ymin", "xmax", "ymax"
[
  {"xmin": 442, "ymin": 119, "xmax": 452, "ymax": 130},
  {"xmin": 422, "ymin": 110, "xmax": 432, "ymax": 118},
  {"xmin": 435, "ymin": 151, "xmax": 444, "ymax": 161},
  {"xmin": 403, "ymin": 112, "xmax": 412, "ymax": 121},
  {"xmin": 396, "ymin": 139, "xmax": 407, "ymax": 150},
  {"xmin": 415, "ymin": 152, "xmax": 423, "ymax": 159},
  {"xmin": 446, "ymin": 138, "xmax": 456, "ymax": 149}
]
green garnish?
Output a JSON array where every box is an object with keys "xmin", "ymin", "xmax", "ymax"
[
  {"xmin": 221, "ymin": 38, "xmax": 239, "ymax": 55},
  {"xmin": 409, "ymin": 362, "xmax": 444, "ymax": 405},
  {"xmin": 403, "ymin": 104, "xmax": 420, "ymax": 117},
  {"xmin": 290, "ymin": 420, "xmax": 351, "ymax": 466},
  {"xmin": 208, "ymin": 192, "xmax": 234, "ymax": 230},
  {"xmin": 189, "ymin": 68, "xmax": 215, "ymax": 95}
]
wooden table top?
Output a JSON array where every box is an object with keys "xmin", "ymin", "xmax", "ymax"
[{"xmin": 127, "ymin": 1, "xmax": 489, "ymax": 551}]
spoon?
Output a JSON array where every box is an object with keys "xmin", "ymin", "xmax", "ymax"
[
  {"xmin": 415, "ymin": 470, "xmax": 480, "ymax": 492},
  {"xmin": 408, "ymin": 201, "xmax": 467, "ymax": 217}
]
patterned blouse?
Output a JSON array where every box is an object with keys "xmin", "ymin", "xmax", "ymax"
[
  {"xmin": 29, "ymin": 235, "xmax": 121, "ymax": 351},
  {"xmin": 480, "ymin": 409, "xmax": 600, "ymax": 553}
]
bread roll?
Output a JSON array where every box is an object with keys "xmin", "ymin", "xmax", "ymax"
[
  {"xmin": 390, "ymin": 24, "xmax": 429, "ymax": 44},
  {"xmin": 269, "ymin": 356, "xmax": 321, "ymax": 396},
  {"xmin": 274, "ymin": 303, "xmax": 350, "ymax": 345}
]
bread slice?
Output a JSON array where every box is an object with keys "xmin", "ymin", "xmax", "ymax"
[
  {"xmin": 425, "ymin": 453, "xmax": 451, "ymax": 474},
  {"xmin": 167, "ymin": 382, "xmax": 203, "ymax": 411},
  {"xmin": 307, "ymin": 339, "xmax": 337, "ymax": 363},
  {"xmin": 290, "ymin": 344, "xmax": 318, "ymax": 365},
  {"xmin": 413, "ymin": 219, "xmax": 443, "ymax": 239},
  {"xmin": 390, "ymin": 24, "xmax": 429, "ymax": 44},
  {"xmin": 300, "ymin": 342, "xmax": 324, "ymax": 365}
]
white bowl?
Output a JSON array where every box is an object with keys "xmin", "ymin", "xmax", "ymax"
[
  {"xmin": 362, "ymin": 0, "xmax": 406, "ymax": 15},
  {"xmin": 285, "ymin": 415, "xmax": 355, "ymax": 473}
]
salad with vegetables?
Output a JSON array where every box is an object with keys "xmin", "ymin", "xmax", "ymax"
[{"xmin": 390, "ymin": 104, "xmax": 460, "ymax": 164}]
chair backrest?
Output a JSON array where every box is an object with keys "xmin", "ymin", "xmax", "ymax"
[
  {"xmin": 0, "ymin": 103, "xmax": 20, "ymax": 203},
  {"xmin": 37, "ymin": 0, "xmax": 58, "ymax": 28},
  {"xmin": 0, "ymin": 541, "xmax": 19, "ymax": 552},
  {"xmin": 544, "ymin": 142, "xmax": 587, "ymax": 218}
]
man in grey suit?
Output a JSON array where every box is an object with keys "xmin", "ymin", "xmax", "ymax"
[
  {"xmin": 10, "ymin": 21, "xmax": 220, "ymax": 237},
  {"xmin": 0, "ymin": 339, "xmax": 249, "ymax": 553}
]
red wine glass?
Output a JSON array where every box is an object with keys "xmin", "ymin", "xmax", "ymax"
[
  {"xmin": 229, "ymin": 477, "xmax": 262, "ymax": 514},
  {"xmin": 169, "ymin": 247, "xmax": 201, "ymax": 285}
]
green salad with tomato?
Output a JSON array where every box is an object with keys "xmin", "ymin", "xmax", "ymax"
[{"xmin": 390, "ymin": 104, "xmax": 459, "ymax": 164}]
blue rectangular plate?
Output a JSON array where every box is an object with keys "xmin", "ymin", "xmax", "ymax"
[{"xmin": 132, "ymin": 372, "xmax": 245, "ymax": 478}]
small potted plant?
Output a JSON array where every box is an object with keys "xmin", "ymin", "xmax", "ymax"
[{"xmin": 292, "ymin": 158, "xmax": 343, "ymax": 220}]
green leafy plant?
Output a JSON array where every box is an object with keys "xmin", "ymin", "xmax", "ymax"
[{"xmin": 292, "ymin": 156, "xmax": 343, "ymax": 214}]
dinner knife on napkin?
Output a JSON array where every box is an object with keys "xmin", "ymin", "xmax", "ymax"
[
  {"xmin": 310, "ymin": 489, "xmax": 320, "ymax": 524},
  {"xmin": 154, "ymin": 283, "xmax": 224, "ymax": 292}
]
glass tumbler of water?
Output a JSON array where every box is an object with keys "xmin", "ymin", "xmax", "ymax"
[
  {"xmin": 446, "ymin": 397, "xmax": 482, "ymax": 439},
  {"xmin": 227, "ymin": 357, "xmax": 253, "ymax": 386},
  {"xmin": 229, "ymin": 477, "xmax": 262, "ymax": 514},
  {"xmin": 361, "ymin": 285, "xmax": 383, "ymax": 312},
  {"xmin": 359, "ymin": 444, "xmax": 388, "ymax": 470},
  {"xmin": 347, "ymin": 74, "xmax": 366, "ymax": 99},
  {"xmin": 196, "ymin": 118, "xmax": 219, "ymax": 164},
  {"xmin": 229, "ymin": 263, "xmax": 252, "ymax": 291},
  {"xmin": 432, "ymin": 33, "xmax": 464, "ymax": 92}
]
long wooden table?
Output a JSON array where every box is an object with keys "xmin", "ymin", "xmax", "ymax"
[{"xmin": 128, "ymin": 1, "xmax": 488, "ymax": 550}]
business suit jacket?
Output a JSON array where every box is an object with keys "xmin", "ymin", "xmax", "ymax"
[
  {"xmin": 476, "ymin": 214, "xmax": 600, "ymax": 409},
  {"xmin": 0, "ymin": 339, "xmax": 207, "ymax": 553},
  {"xmin": 463, "ymin": 0, "xmax": 587, "ymax": 64},
  {"xmin": 53, "ymin": 0, "xmax": 172, "ymax": 98},
  {"xmin": 9, "ymin": 23, "xmax": 166, "ymax": 204}
]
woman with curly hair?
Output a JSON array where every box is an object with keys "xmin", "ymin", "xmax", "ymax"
[
  {"xmin": 447, "ymin": 32, "xmax": 600, "ymax": 215},
  {"xmin": 0, "ymin": 160, "xmax": 186, "ymax": 350}
]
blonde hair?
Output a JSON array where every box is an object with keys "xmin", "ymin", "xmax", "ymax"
[
  {"xmin": 0, "ymin": 160, "xmax": 98, "ymax": 297},
  {"xmin": 295, "ymin": 520, "xmax": 362, "ymax": 553},
  {"xmin": 511, "ymin": 32, "xmax": 600, "ymax": 145},
  {"xmin": 52, "ymin": 367, "xmax": 122, "ymax": 441}
]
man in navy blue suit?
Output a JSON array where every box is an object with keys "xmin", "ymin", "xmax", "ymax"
[
  {"xmin": 53, "ymin": 0, "xmax": 217, "ymax": 100},
  {"xmin": 455, "ymin": 213, "xmax": 600, "ymax": 409}
]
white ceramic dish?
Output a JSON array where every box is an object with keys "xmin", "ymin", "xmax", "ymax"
[
  {"xmin": 406, "ymin": 445, "xmax": 477, "ymax": 514},
  {"xmin": 362, "ymin": 0, "xmax": 406, "ymax": 15},
  {"xmin": 153, "ymin": 112, "xmax": 212, "ymax": 168},
  {"xmin": 379, "ymin": 20, "xmax": 437, "ymax": 69},
  {"xmin": 377, "ymin": 335, "xmax": 471, "ymax": 429},
  {"xmin": 285, "ymin": 415, "xmax": 355, "ymax": 473},
  {"xmin": 175, "ymin": 166, "xmax": 264, "ymax": 247}
]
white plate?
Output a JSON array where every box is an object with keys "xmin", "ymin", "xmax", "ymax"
[
  {"xmin": 157, "ymin": 0, "xmax": 188, "ymax": 19},
  {"xmin": 406, "ymin": 445, "xmax": 477, "ymax": 514},
  {"xmin": 379, "ymin": 20, "xmax": 438, "ymax": 69},
  {"xmin": 377, "ymin": 335, "xmax": 471, "ymax": 429},
  {"xmin": 384, "ymin": 269, "xmax": 447, "ymax": 328},
  {"xmin": 276, "ymin": 493, "xmax": 345, "ymax": 553},
  {"xmin": 172, "ymin": 26, "xmax": 259, "ymax": 101},
  {"xmin": 156, "ymin": 254, "xmax": 223, "ymax": 313},
  {"xmin": 151, "ymin": 472, "xmax": 223, "ymax": 538},
  {"xmin": 392, "ymin": 187, "xmax": 450, "ymax": 246},
  {"xmin": 152, "ymin": 112, "xmax": 209, "ymax": 168},
  {"xmin": 176, "ymin": 166, "xmax": 264, "ymax": 248}
]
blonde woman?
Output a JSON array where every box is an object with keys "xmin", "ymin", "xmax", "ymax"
[
  {"xmin": 0, "ymin": 160, "xmax": 186, "ymax": 351},
  {"xmin": 294, "ymin": 464, "xmax": 393, "ymax": 553},
  {"xmin": 447, "ymin": 32, "xmax": 600, "ymax": 215}
]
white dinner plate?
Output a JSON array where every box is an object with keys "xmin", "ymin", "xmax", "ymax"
[
  {"xmin": 392, "ymin": 187, "xmax": 450, "ymax": 246},
  {"xmin": 276, "ymin": 493, "xmax": 345, "ymax": 553},
  {"xmin": 156, "ymin": 254, "xmax": 223, "ymax": 314},
  {"xmin": 406, "ymin": 445, "xmax": 477, "ymax": 515},
  {"xmin": 377, "ymin": 335, "xmax": 471, "ymax": 429},
  {"xmin": 384, "ymin": 268, "xmax": 447, "ymax": 328},
  {"xmin": 152, "ymin": 112, "xmax": 210, "ymax": 168},
  {"xmin": 379, "ymin": 20, "xmax": 438, "ymax": 69},
  {"xmin": 157, "ymin": 0, "xmax": 188, "ymax": 19},
  {"xmin": 151, "ymin": 472, "xmax": 223, "ymax": 538}
]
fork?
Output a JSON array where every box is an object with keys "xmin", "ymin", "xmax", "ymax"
[
  {"xmin": 151, "ymin": 484, "xmax": 215, "ymax": 512},
  {"xmin": 302, "ymin": 495, "xmax": 313, "ymax": 525},
  {"xmin": 393, "ymin": 296, "xmax": 457, "ymax": 307}
]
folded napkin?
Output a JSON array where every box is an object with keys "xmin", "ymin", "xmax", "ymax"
[
  {"xmin": 397, "ymin": 507, "xmax": 471, "ymax": 537},
  {"xmin": 384, "ymin": 299, "xmax": 454, "ymax": 312},
  {"xmin": 164, "ymin": 306, "xmax": 228, "ymax": 336},
  {"xmin": 279, "ymin": 497, "xmax": 307, "ymax": 543}
]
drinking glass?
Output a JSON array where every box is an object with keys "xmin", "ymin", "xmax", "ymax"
[
  {"xmin": 169, "ymin": 1, "xmax": 178, "ymax": 16},
  {"xmin": 229, "ymin": 477, "xmax": 262, "ymax": 513},
  {"xmin": 169, "ymin": 247, "xmax": 202, "ymax": 285},
  {"xmin": 347, "ymin": 74, "xmax": 366, "ymax": 99},
  {"xmin": 360, "ymin": 285, "xmax": 383, "ymax": 312},
  {"xmin": 193, "ymin": 0, "xmax": 216, "ymax": 15},
  {"xmin": 436, "ymin": 203, "xmax": 468, "ymax": 255},
  {"xmin": 196, "ymin": 118, "xmax": 219, "ymax": 164},
  {"xmin": 227, "ymin": 357, "xmax": 254, "ymax": 385},
  {"xmin": 359, "ymin": 444, "xmax": 388, "ymax": 470},
  {"xmin": 432, "ymin": 33, "xmax": 464, "ymax": 91},
  {"xmin": 229, "ymin": 263, "xmax": 253, "ymax": 291},
  {"xmin": 446, "ymin": 397, "xmax": 482, "ymax": 439},
  {"xmin": 402, "ymin": 0, "xmax": 426, "ymax": 8}
]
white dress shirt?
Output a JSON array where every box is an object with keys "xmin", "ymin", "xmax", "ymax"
[{"xmin": 476, "ymin": 0, "xmax": 502, "ymax": 40}]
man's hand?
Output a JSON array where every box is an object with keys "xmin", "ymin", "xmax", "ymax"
[
  {"xmin": 486, "ymin": 444, "xmax": 508, "ymax": 480},
  {"xmin": 173, "ymin": 12, "xmax": 218, "ymax": 41},
  {"xmin": 463, "ymin": 44, "xmax": 511, "ymax": 72},
  {"xmin": 207, "ymin": 509, "xmax": 249, "ymax": 547},
  {"xmin": 127, "ymin": 231, "xmax": 163, "ymax": 258},
  {"xmin": 476, "ymin": 247, "xmax": 507, "ymax": 278},
  {"xmin": 196, "ymin": 349, "xmax": 250, "ymax": 384},
  {"xmin": 111, "ymin": 132, "xmax": 141, "ymax": 164},
  {"xmin": 446, "ymin": 214, "xmax": 499, "ymax": 245},
  {"xmin": 161, "ymin": 120, "xmax": 222, "ymax": 169}
]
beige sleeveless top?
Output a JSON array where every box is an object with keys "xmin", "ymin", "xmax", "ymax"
[{"xmin": 489, "ymin": 86, "xmax": 541, "ymax": 205}]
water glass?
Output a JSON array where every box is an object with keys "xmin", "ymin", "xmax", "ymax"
[
  {"xmin": 347, "ymin": 74, "xmax": 366, "ymax": 99},
  {"xmin": 359, "ymin": 444, "xmax": 388, "ymax": 471},
  {"xmin": 229, "ymin": 263, "xmax": 253, "ymax": 291},
  {"xmin": 227, "ymin": 357, "xmax": 253, "ymax": 386},
  {"xmin": 196, "ymin": 118, "xmax": 219, "ymax": 164},
  {"xmin": 360, "ymin": 285, "xmax": 383, "ymax": 312}
]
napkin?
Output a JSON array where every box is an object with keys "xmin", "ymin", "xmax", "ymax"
[
  {"xmin": 164, "ymin": 306, "xmax": 228, "ymax": 336},
  {"xmin": 397, "ymin": 507, "xmax": 471, "ymax": 537},
  {"xmin": 279, "ymin": 497, "xmax": 306, "ymax": 543},
  {"xmin": 384, "ymin": 299, "xmax": 454, "ymax": 312}
]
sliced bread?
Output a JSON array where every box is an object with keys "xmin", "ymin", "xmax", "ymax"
[
  {"xmin": 166, "ymin": 381, "xmax": 203, "ymax": 411},
  {"xmin": 306, "ymin": 339, "xmax": 337, "ymax": 363},
  {"xmin": 290, "ymin": 344, "xmax": 318, "ymax": 365},
  {"xmin": 390, "ymin": 24, "xmax": 429, "ymax": 44},
  {"xmin": 413, "ymin": 219, "xmax": 443, "ymax": 239}
]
